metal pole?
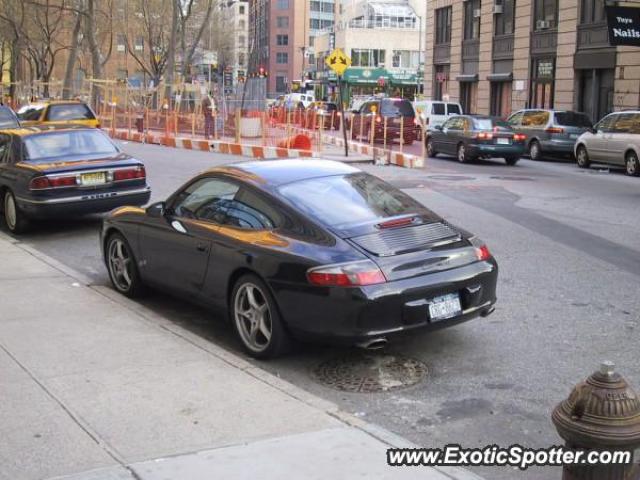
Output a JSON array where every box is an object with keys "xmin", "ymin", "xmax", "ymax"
[
  {"xmin": 418, "ymin": 15, "xmax": 423, "ymax": 97},
  {"xmin": 338, "ymin": 75, "xmax": 349, "ymax": 156}
]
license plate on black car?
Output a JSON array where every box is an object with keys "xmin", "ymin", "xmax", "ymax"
[{"xmin": 429, "ymin": 293, "xmax": 462, "ymax": 322}]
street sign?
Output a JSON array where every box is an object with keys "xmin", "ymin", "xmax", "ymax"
[
  {"xmin": 203, "ymin": 51, "xmax": 218, "ymax": 65},
  {"xmin": 325, "ymin": 48, "xmax": 351, "ymax": 77}
]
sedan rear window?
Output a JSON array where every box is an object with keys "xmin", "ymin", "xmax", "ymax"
[
  {"xmin": 473, "ymin": 119, "xmax": 494, "ymax": 130},
  {"xmin": 47, "ymin": 104, "xmax": 96, "ymax": 121},
  {"xmin": 278, "ymin": 173, "xmax": 423, "ymax": 228},
  {"xmin": 381, "ymin": 100, "xmax": 414, "ymax": 117},
  {"xmin": 23, "ymin": 130, "xmax": 118, "ymax": 162},
  {"xmin": 554, "ymin": 112, "xmax": 593, "ymax": 128}
]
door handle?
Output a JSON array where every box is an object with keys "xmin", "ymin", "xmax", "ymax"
[{"xmin": 196, "ymin": 242, "xmax": 209, "ymax": 252}]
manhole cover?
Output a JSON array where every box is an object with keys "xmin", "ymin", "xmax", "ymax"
[
  {"xmin": 313, "ymin": 353, "xmax": 428, "ymax": 393},
  {"xmin": 489, "ymin": 176, "xmax": 534, "ymax": 181},
  {"xmin": 427, "ymin": 175, "xmax": 475, "ymax": 181}
]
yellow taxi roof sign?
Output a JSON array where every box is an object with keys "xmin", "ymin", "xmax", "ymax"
[{"xmin": 325, "ymin": 48, "xmax": 351, "ymax": 76}]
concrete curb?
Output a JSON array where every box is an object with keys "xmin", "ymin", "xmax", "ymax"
[{"xmin": 0, "ymin": 230, "xmax": 482, "ymax": 480}]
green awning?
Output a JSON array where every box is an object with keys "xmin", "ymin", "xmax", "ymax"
[
  {"xmin": 342, "ymin": 68, "xmax": 388, "ymax": 84},
  {"xmin": 389, "ymin": 70, "xmax": 419, "ymax": 85}
]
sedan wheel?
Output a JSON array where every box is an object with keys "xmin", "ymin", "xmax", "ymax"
[
  {"xmin": 426, "ymin": 138, "xmax": 437, "ymax": 158},
  {"xmin": 576, "ymin": 146, "xmax": 591, "ymax": 169},
  {"xmin": 232, "ymin": 274, "xmax": 290, "ymax": 359},
  {"xmin": 457, "ymin": 144, "xmax": 468, "ymax": 163},
  {"xmin": 3, "ymin": 190, "xmax": 28, "ymax": 234},
  {"xmin": 106, "ymin": 233, "xmax": 144, "ymax": 297},
  {"xmin": 625, "ymin": 151, "xmax": 640, "ymax": 176}
]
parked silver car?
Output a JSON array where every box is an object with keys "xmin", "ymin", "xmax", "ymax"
[
  {"xmin": 507, "ymin": 110, "xmax": 593, "ymax": 161},
  {"xmin": 574, "ymin": 111, "xmax": 640, "ymax": 176}
]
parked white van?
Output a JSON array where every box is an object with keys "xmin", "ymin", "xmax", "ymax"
[{"xmin": 413, "ymin": 100, "xmax": 463, "ymax": 129}]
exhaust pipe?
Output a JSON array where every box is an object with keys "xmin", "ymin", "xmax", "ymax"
[{"xmin": 357, "ymin": 338, "xmax": 388, "ymax": 350}]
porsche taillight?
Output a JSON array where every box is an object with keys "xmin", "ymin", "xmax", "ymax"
[{"xmin": 307, "ymin": 260, "xmax": 387, "ymax": 287}]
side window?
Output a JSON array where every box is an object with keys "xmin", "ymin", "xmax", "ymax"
[
  {"xmin": 18, "ymin": 106, "xmax": 45, "ymax": 122},
  {"xmin": 507, "ymin": 111, "xmax": 524, "ymax": 126},
  {"xmin": 595, "ymin": 114, "xmax": 616, "ymax": 133},
  {"xmin": 524, "ymin": 111, "xmax": 550, "ymax": 127},
  {"xmin": 360, "ymin": 102, "xmax": 372, "ymax": 114},
  {"xmin": 432, "ymin": 103, "xmax": 446, "ymax": 115},
  {"xmin": 0, "ymin": 135, "xmax": 11, "ymax": 164},
  {"xmin": 171, "ymin": 177, "xmax": 240, "ymax": 223},
  {"xmin": 447, "ymin": 104, "xmax": 461, "ymax": 115},
  {"xmin": 611, "ymin": 113, "xmax": 635, "ymax": 134},
  {"xmin": 446, "ymin": 117, "xmax": 462, "ymax": 130},
  {"xmin": 222, "ymin": 188, "xmax": 281, "ymax": 230}
]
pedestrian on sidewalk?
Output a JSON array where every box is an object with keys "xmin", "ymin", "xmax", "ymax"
[{"xmin": 202, "ymin": 92, "xmax": 216, "ymax": 139}]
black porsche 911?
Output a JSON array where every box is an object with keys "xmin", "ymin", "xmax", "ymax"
[
  {"xmin": 0, "ymin": 126, "xmax": 151, "ymax": 233},
  {"xmin": 101, "ymin": 160, "xmax": 498, "ymax": 359}
]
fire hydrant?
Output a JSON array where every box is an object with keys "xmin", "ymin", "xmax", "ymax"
[{"xmin": 552, "ymin": 361, "xmax": 640, "ymax": 479}]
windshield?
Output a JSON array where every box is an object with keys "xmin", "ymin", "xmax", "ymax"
[
  {"xmin": 555, "ymin": 112, "xmax": 593, "ymax": 128},
  {"xmin": 381, "ymin": 100, "xmax": 414, "ymax": 117},
  {"xmin": 0, "ymin": 108, "xmax": 18, "ymax": 128},
  {"xmin": 278, "ymin": 173, "xmax": 424, "ymax": 229},
  {"xmin": 23, "ymin": 130, "xmax": 118, "ymax": 162}
]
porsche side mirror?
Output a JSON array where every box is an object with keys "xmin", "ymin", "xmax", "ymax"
[{"xmin": 146, "ymin": 201, "xmax": 166, "ymax": 218}]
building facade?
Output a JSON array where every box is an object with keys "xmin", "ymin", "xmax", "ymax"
[
  {"xmin": 249, "ymin": 0, "xmax": 336, "ymax": 96},
  {"xmin": 424, "ymin": 0, "xmax": 640, "ymax": 122},
  {"xmin": 314, "ymin": 0, "xmax": 427, "ymax": 102},
  {"xmin": 222, "ymin": 0, "xmax": 250, "ymax": 85}
]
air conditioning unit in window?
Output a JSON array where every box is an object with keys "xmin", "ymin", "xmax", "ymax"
[
  {"xmin": 493, "ymin": 0, "xmax": 503, "ymax": 14},
  {"xmin": 473, "ymin": 8, "xmax": 481, "ymax": 18},
  {"xmin": 537, "ymin": 20, "xmax": 551, "ymax": 30}
]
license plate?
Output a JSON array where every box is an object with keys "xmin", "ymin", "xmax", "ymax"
[
  {"xmin": 81, "ymin": 172, "xmax": 107, "ymax": 186},
  {"xmin": 570, "ymin": 134, "xmax": 579, "ymax": 139},
  {"xmin": 428, "ymin": 293, "xmax": 462, "ymax": 322},
  {"xmin": 497, "ymin": 138, "xmax": 511, "ymax": 145}
]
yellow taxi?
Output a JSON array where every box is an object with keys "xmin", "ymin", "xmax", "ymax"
[{"xmin": 16, "ymin": 100, "xmax": 100, "ymax": 128}]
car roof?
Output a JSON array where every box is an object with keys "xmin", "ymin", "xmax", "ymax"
[
  {"xmin": 208, "ymin": 159, "xmax": 360, "ymax": 188},
  {"xmin": 0, "ymin": 125, "xmax": 97, "ymax": 137}
]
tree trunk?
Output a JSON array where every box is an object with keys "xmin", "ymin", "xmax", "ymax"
[
  {"xmin": 62, "ymin": 11, "xmax": 82, "ymax": 99},
  {"xmin": 85, "ymin": 0, "xmax": 102, "ymax": 109},
  {"xmin": 164, "ymin": 0, "xmax": 178, "ymax": 108},
  {"xmin": 181, "ymin": 0, "xmax": 214, "ymax": 78}
]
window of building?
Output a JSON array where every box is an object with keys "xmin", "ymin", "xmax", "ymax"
[
  {"xmin": 495, "ymin": 0, "xmax": 515, "ymax": 35},
  {"xmin": 309, "ymin": 36, "xmax": 315, "ymax": 47},
  {"xmin": 435, "ymin": 7, "xmax": 452, "ymax": 44},
  {"xmin": 463, "ymin": 0, "xmax": 481, "ymax": 40},
  {"xmin": 239, "ymin": 19, "xmax": 245, "ymax": 29},
  {"xmin": 434, "ymin": 65, "xmax": 450, "ymax": 100},
  {"xmin": 310, "ymin": 19, "xmax": 334, "ymax": 30},
  {"xmin": 392, "ymin": 50, "xmax": 419, "ymax": 68},
  {"xmin": 534, "ymin": 0, "xmax": 558, "ymax": 29},
  {"xmin": 577, "ymin": 68, "xmax": 613, "ymax": 122},
  {"xmin": 276, "ymin": 16, "xmax": 289, "ymax": 28},
  {"xmin": 350, "ymin": 49, "xmax": 386, "ymax": 67},
  {"xmin": 117, "ymin": 34, "xmax": 126, "ymax": 52},
  {"xmin": 460, "ymin": 82, "xmax": 478, "ymax": 114},
  {"xmin": 134, "ymin": 35, "xmax": 144, "ymax": 51},
  {"xmin": 276, "ymin": 74, "xmax": 287, "ymax": 93},
  {"xmin": 239, "ymin": 5, "xmax": 245, "ymax": 15},
  {"xmin": 530, "ymin": 58, "xmax": 555, "ymax": 108},
  {"xmin": 580, "ymin": 0, "xmax": 605, "ymax": 24},
  {"xmin": 276, "ymin": 0, "xmax": 289, "ymax": 9},
  {"xmin": 238, "ymin": 35, "xmax": 245, "ymax": 47},
  {"xmin": 276, "ymin": 34, "xmax": 288, "ymax": 46},
  {"xmin": 276, "ymin": 52, "xmax": 288, "ymax": 64},
  {"xmin": 238, "ymin": 53, "xmax": 245, "ymax": 66},
  {"xmin": 490, "ymin": 82, "xmax": 513, "ymax": 117}
]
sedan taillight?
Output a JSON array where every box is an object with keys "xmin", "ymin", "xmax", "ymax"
[
  {"xmin": 29, "ymin": 175, "xmax": 77, "ymax": 190},
  {"xmin": 114, "ymin": 166, "xmax": 146, "ymax": 181},
  {"xmin": 514, "ymin": 133, "xmax": 527, "ymax": 142},
  {"xmin": 307, "ymin": 260, "xmax": 387, "ymax": 287}
]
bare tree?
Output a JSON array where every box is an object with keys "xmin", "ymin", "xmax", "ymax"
[
  {"xmin": 178, "ymin": 0, "xmax": 215, "ymax": 78},
  {"xmin": 62, "ymin": 2, "xmax": 83, "ymax": 99},
  {"xmin": 0, "ymin": 0, "xmax": 28, "ymax": 99},
  {"xmin": 83, "ymin": 0, "xmax": 114, "ymax": 107}
]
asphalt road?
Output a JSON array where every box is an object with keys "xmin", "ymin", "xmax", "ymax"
[{"xmin": 5, "ymin": 142, "xmax": 640, "ymax": 480}]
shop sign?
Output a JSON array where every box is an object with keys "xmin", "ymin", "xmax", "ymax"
[{"xmin": 606, "ymin": 5, "xmax": 640, "ymax": 46}]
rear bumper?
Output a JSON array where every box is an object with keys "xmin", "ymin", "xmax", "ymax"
[
  {"xmin": 16, "ymin": 186, "xmax": 151, "ymax": 218},
  {"xmin": 468, "ymin": 143, "xmax": 526, "ymax": 158},
  {"xmin": 270, "ymin": 259, "xmax": 498, "ymax": 345}
]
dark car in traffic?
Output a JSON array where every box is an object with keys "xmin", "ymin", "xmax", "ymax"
[
  {"xmin": 347, "ymin": 97, "xmax": 418, "ymax": 145},
  {"xmin": 0, "ymin": 126, "xmax": 150, "ymax": 233},
  {"xmin": 101, "ymin": 160, "xmax": 498, "ymax": 359},
  {"xmin": 506, "ymin": 109, "xmax": 593, "ymax": 161},
  {"xmin": 426, "ymin": 115, "xmax": 527, "ymax": 165}
]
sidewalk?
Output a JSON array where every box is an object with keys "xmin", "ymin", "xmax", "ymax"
[{"xmin": 0, "ymin": 234, "xmax": 481, "ymax": 480}]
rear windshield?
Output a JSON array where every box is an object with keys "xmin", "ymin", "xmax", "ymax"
[
  {"xmin": 17, "ymin": 105, "xmax": 45, "ymax": 121},
  {"xmin": 448, "ymin": 104, "xmax": 462, "ymax": 115},
  {"xmin": 554, "ymin": 112, "xmax": 593, "ymax": 128},
  {"xmin": 473, "ymin": 119, "xmax": 494, "ymax": 130},
  {"xmin": 278, "ymin": 173, "xmax": 424, "ymax": 228},
  {"xmin": 47, "ymin": 104, "xmax": 96, "ymax": 121},
  {"xmin": 0, "ymin": 108, "xmax": 18, "ymax": 128},
  {"xmin": 381, "ymin": 100, "xmax": 414, "ymax": 117},
  {"xmin": 23, "ymin": 130, "xmax": 118, "ymax": 162}
]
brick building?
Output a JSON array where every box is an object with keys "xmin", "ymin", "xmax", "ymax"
[{"xmin": 424, "ymin": 0, "xmax": 640, "ymax": 123}]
